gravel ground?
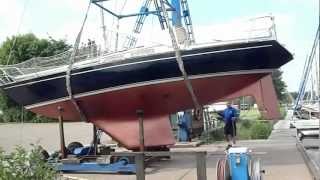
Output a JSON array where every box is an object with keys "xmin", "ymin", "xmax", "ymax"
[{"xmin": 0, "ymin": 122, "xmax": 112, "ymax": 153}]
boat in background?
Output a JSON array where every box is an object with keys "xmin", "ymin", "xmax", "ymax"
[{"xmin": 0, "ymin": 1, "xmax": 292, "ymax": 150}]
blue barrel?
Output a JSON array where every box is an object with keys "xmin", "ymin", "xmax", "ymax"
[{"xmin": 228, "ymin": 148, "xmax": 250, "ymax": 180}]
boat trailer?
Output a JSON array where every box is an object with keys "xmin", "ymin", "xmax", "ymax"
[
  {"xmin": 48, "ymin": 106, "xmax": 138, "ymax": 174},
  {"xmin": 55, "ymin": 155, "xmax": 136, "ymax": 174}
]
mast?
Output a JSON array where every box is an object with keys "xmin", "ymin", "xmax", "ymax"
[{"xmin": 115, "ymin": 18, "xmax": 119, "ymax": 52}]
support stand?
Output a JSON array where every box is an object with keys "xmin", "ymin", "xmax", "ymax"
[
  {"xmin": 58, "ymin": 106, "xmax": 66, "ymax": 159},
  {"xmin": 93, "ymin": 125, "xmax": 98, "ymax": 155},
  {"xmin": 135, "ymin": 152, "xmax": 145, "ymax": 180},
  {"xmin": 136, "ymin": 109, "xmax": 145, "ymax": 152}
]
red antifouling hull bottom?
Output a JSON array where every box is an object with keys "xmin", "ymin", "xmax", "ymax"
[{"xmin": 29, "ymin": 73, "xmax": 275, "ymax": 149}]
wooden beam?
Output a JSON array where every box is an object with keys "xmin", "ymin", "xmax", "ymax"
[
  {"xmin": 136, "ymin": 109, "xmax": 145, "ymax": 152},
  {"xmin": 58, "ymin": 106, "xmax": 66, "ymax": 159}
]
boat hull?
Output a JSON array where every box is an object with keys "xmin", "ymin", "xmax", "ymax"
[
  {"xmin": 2, "ymin": 40, "xmax": 291, "ymax": 109},
  {"xmin": 0, "ymin": 40, "xmax": 293, "ymax": 150},
  {"xmin": 28, "ymin": 72, "xmax": 267, "ymax": 149}
]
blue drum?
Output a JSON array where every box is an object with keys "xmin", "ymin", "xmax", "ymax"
[{"xmin": 228, "ymin": 147, "xmax": 250, "ymax": 180}]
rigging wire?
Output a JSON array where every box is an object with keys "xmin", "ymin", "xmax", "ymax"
[
  {"xmin": 109, "ymin": 1, "xmax": 117, "ymax": 50},
  {"xmin": 159, "ymin": 0, "xmax": 200, "ymax": 110},
  {"xmin": 149, "ymin": 13, "xmax": 155, "ymax": 45},
  {"xmin": 6, "ymin": 0, "xmax": 31, "ymax": 144},
  {"xmin": 6, "ymin": 0, "xmax": 30, "ymax": 65},
  {"xmin": 65, "ymin": 1, "xmax": 92, "ymax": 122},
  {"xmin": 99, "ymin": 2, "xmax": 108, "ymax": 52},
  {"xmin": 119, "ymin": 0, "xmax": 128, "ymax": 14}
]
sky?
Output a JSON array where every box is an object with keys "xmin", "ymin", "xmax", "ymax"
[{"xmin": 0, "ymin": 0, "xmax": 318, "ymax": 92}]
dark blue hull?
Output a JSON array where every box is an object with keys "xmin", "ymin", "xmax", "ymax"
[{"xmin": 2, "ymin": 40, "xmax": 292, "ymax": 108}]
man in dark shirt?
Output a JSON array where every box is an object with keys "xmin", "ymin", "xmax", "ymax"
[{"xmin": 221, "ymin": 102, "xmax": 238, "ymax": 149}]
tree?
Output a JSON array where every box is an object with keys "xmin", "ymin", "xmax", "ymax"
[
  {"xmin": 290, "ymin": 91, "xmax": 298, "ymax": 100},
  {"xmin": 272, "ymin": 69, "xmax": 288, "ymax": 103},
  {"xmin": 0, "ymin": 33, "xmax": 70, "ymax": 122}
]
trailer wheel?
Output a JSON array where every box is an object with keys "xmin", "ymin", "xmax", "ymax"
[
  {"xmin": 67, "ymin": 142, "xmax": 83, "ymax": 154},
  {"xmin": 251, "ymin": 159, "xmax": 263, "ymax": 180},
  {"xmin": 216, "ymin": 158, "xmax": 231, "ymax": 180},
  {"xmin": 110, "ymin": 156, "xmax": 135, "ymax": 164},
  {"xmin": 40, "ymin": 149, "xmax": 50, "ymax": 161}
]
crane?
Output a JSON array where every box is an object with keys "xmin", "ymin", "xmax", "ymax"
[{"xmin": 91, "ymin": 0, "xmax": 195, "ymax": 50}]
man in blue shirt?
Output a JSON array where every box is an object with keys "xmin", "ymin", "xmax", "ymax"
[{"xmin": 221, "ymin": 102, "xmax": 238, "ymax": 149}]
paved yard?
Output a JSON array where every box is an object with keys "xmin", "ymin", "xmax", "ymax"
[{"xmin": 0, "ymin": 119, "xmax": 312, "ymax": 180}]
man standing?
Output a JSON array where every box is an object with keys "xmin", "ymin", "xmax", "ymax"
[
  {"xmin": 177, "ymin": 110, "xmax": 192, "ymax": 142},
  {"xmin": 221, "ymin": 102, "xmax": 238, "ymax": 149}
]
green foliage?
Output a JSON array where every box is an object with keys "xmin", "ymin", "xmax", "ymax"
[
  {"xmin": 279, "ymin": 106, "xmax": 287, "ymax": 119},
  {"xmin": 200, "ymin": 127, "xmax": 225, "ymax": 143},
  {"xmin": 238, "ymin": 119, "xmax": 254, "ymax": 140},
  {"xmin": 238, "ymin": 126, "xmax": 252, "ymax": 140},
  {"xmin": 250, "ymin": 122, "xmax": 272, "ymax": 139},
  {"xmin": 240, "ymin": 109, "xmax": 262, "ymax": 121},
  {"xmin": 290, "ymin": 91, "xmax": 298, "ymax": 100},
  {"xmin": 272, "ymin": 69, "xmax": 288, "ymax": 103},
  {"xmin": 0, "ymin": 146, "xmax": 56, "ymax": 180},
  {"xmin": 0, "ymin": 33, "xmax": 70, "ymax": 123},
  {"xmin": 240, "ymin": 119, "xmax": 252, "ymax": 129},
  {"xmin": 0, "ymin": 34, "xmax": 70, "ymax": 65},
  {"xmin": 201, "ymin": 116, "xmax": 273, "ymax": 143}
]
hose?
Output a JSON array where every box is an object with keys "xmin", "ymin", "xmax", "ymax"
[{"xmin": 216, "ymin": 158, "xmax": 230, "ymax": 180}]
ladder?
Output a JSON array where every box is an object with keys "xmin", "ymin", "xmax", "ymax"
[
  {"xmin": 123, "ymin": 0, "xmax": 195, "ymax": 49},
  {"xmin": 123, "ymin": 0, "xmax": 152, "ymax": 49},
  {"xmin": 180, "ymin": 0, "xmax": 195, "ymax": 44},
  {"xmin": 153, "ymin": 0, "xmax": 167, "ymax": 30},
  {"xmin": 123, "ymin": 0, "xmax": 167, "ymax": 49}
]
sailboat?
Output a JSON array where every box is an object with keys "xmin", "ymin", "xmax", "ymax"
[{"xmin": 0, "ymin": 0, "xmax": 292, "ymax": 150}]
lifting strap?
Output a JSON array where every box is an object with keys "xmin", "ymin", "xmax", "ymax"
[
  {"xmin": 65, "ymin": 1, "xmax": 92, "ymax": 122},
  {"xmin": 159, "ymin": 0, "xmax": 200, "ymax": 110}
]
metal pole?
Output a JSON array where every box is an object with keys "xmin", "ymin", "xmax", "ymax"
[
  {"xmin": 115, "ymin": 18, "xmax": 119, "ymax": 52},
  {"xmin": 203, "ymin": 108, "xmax": 206, "ymax": 131},
  {"xmin": 100, "ymin": 2, "xmax": 108, "ymax": 52},
  {"xmin": 318, "ymin": 0, "xmax": 320, "ymax": 151},
  {"xmin": 93, "ymin": 125, "xmax": 98, "ymax": 155},
  {"xmin": 136, "ymin": 109, "xmax": 145, "ymax": 152},
  {"xmin": 196, "ymin": 151, "xmax": 207, "ymax": 180},
  {"xmin": 58, "ymin": 106, "xmax": 66, "ymax": 159},
  {"xmin": 135, "ymin": 152, "xmax": 145, "ymax": 180}
]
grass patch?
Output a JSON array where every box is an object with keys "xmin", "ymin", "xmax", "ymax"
[
  {"xmin": 249, "ymin": 121, "xmax": 273, "ymax": 139},
  {"xmin": 238, "ymin": 119, "xmax": 252, "ymax": 140}
]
